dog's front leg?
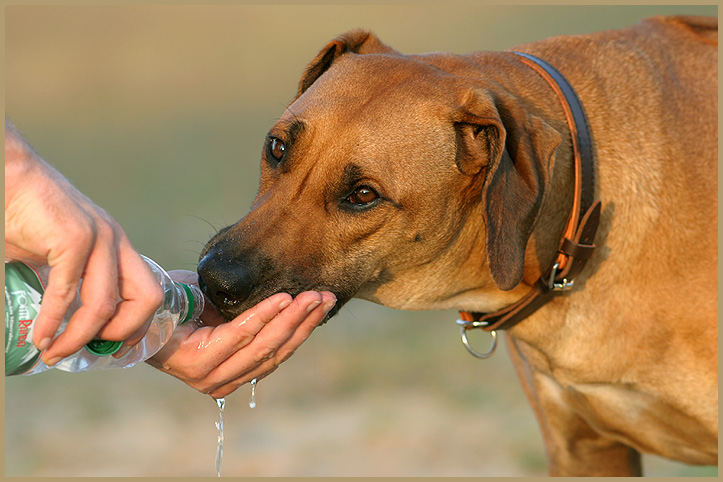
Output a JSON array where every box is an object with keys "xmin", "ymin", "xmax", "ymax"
[{"xmin": 505, "ymin": 336, "xmax": 642, "ymax": 476}]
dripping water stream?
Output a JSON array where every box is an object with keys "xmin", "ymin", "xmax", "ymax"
[
  {"xmin": 214, "ymin": 378, "xmax": 258, "ymax": 477},
  {"xmin": 214, "ymin": 397, "xmax": 225, "ymax": 477},
  {"xmin": 249, "ymin": 378, "xmax": 257, "ymax": 409}
]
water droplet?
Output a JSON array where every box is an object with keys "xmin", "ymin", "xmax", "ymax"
[
  {"xmin": 249, "ymin": 378, "xmax": 257, "ymax": 409},
  {"xmin": 215, "ymin": 397, "xmax": 225, "ymax": 477}
]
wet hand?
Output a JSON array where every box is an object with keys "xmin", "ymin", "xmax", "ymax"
[{"xmin": 148, "ymin": 270, "xmax": 336, "ymax": 398}]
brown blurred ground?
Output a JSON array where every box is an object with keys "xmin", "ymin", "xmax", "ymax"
[{"xmin": 5, "ymin": 5, "xmax": 718, "ymax": 477}]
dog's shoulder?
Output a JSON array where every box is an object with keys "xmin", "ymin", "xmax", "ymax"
[{"xmin": 637, "ymin": 15, "xmax": 717, "ymax": 46}]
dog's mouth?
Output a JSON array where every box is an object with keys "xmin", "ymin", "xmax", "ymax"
[
  {"xmin": 197, "ymin": 227, "xmax": 363, "ymax": 324},
  {"xmin": 214, "ymin": 290, "xmax": 346, "ymax": 324},
  {"xmin": 197, "ymin": 270, "xmax": 349, "ymax": 324}
]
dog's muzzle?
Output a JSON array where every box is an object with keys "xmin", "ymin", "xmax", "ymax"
[{"xmin": 197, "ymin": 249, "xmax": 254, "ymax": 318}]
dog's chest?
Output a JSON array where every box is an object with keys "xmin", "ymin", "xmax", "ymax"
[
  {"xmin": 514, "ymin": 336, "xmax": 716, "ymax": 464},
  {"xmin": 560, "ymin": 381, "xmax": 717, "ymax": 465}
]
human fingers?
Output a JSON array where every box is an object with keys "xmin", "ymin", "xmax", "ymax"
[
  {"xmin": 203, "ymin": 291, "xmax": 336, "ymax": 398},
  {"xmin": 5, "ymin": 159, "xmax": 108, "ymax": 353},
  {"xmin": 256, "ymin": 291, "xmax": 336, "ymax": 366},
  {"xmin": 201, "ymin": 291, "xmax": 323, "ymax": 379},
  {"xmin": 227, "ymin": 291, "xmax": 334, "ymax": 369},
  {"xmin": 5, "ymin": 126, "xmax": 157, "ymax": 361},
  {"xmin": 145, "ymin": 292, "xmax": 296, "ymax": 383},
  {"xmin": 29, "ymin": 227, "xmax": 94, "ymax": 354},
  {"xmin": 196, "ymin": 291, "xmax": 304, "ymax": 366},
  {"xmin": 39, "ymin": 215, "xmax": 161, "ymax": 365},
  {"xmin": 40, "ymin": 221, "xmax": 121, "ymax": 365},
  {"xmin": 146, "ymin": 291, "xmax": 334, "ymax": 396},
  {"xmin": 95, "ymin": 239, "xmax": 164, "ymax": 346}
]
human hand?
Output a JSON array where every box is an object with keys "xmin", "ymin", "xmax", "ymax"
[
  {"xmin": 4, "ymin": 121, "xmax": 164, "ymax": 366},
  {"xmin": 147, "ymin": 270, "xmax": 336, "ymax": 398}
]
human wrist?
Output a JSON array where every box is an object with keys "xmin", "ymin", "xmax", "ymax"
[{"xmin": 5, "ymin": 128, "xmax": 42, "ymax": 210}]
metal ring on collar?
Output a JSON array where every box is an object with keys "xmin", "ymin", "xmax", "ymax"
[{"xmin": 456, "ymin": 319, "xmax": 497, "ymax": 359}]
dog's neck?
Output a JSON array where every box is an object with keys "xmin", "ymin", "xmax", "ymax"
[{"xmin": 428, "ymin": 51, "xmax": 583, "ymax": 336}]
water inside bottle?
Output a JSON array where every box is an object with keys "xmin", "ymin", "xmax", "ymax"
[{"xmin": 215, "ymin": 397, "xmax": 225, "ymax": 477}]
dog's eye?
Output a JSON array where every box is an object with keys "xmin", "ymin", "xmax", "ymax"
[
  {"xmin": 268, "ymin": 137, "xmax": 286, "ymax": 162},
  {"xmin": 347, "ymin": 186, "xmax": 378, "ymax": 205}
]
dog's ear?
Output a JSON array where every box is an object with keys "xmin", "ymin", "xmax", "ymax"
[
  {"xmin": 296, "ymin": 29, "xmax": 399, "ymax": 98},
  {"xmin": 454, "ymin": 89, "xmax": 561, "ymax": 291}
]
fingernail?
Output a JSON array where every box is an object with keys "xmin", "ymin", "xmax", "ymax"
[
  {"xmin": 37, "ymin": 337, "xmax": 51, "ymax": 351},
  {"xmin": 306, "ymin": 300, "xmax": 322, "ymax": 314},
  {"xmin": 45, "ymin": 356, "xmax": 62, "ymax": 367},
  {"xmin": 322, "ymin": 299, "xmax": 337, "ymax": 314},
  {"xmin": 278, "ymin": 298, "xmax": 293, "ymax": 311}
]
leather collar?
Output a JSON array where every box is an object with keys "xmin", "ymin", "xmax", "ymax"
[{"xmin": 458, "ymin": 51, "xmax": 602, "ymax": 332}]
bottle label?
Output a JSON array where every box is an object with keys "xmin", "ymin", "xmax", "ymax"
[{"xmin": 5, "ymin": 262, "xmax": 44, "ymax": 375}]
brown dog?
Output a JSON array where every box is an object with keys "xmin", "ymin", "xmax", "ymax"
[{"xmin": 198, "ymin": 16, "xmax": 717, "ymax": 476}]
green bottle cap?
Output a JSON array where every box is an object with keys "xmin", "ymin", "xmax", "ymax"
[
  {"xmin": 178, "ymin": 282, "xmax": 196, "ymax": 324},
  {"xmin": 84, "ymin": 339, "xmax": 123, "ymax": 356}
]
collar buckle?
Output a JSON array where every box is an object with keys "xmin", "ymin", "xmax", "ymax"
[{"xmin": 548, "ymin": 262, "xmax": 575, "ymax": 291}]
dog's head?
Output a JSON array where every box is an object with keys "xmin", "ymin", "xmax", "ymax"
[{"xmin": 198, "ymin": 30, "xmax": 561, "ymax": 321}]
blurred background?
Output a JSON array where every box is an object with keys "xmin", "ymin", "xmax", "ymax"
[{"xmin": 5, "ymin": 5, "xmax": 717, "ymax": 477}]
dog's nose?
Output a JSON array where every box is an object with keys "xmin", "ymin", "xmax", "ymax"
[{"xmin": 197, "ymin": 251, "xmax": 253, "ymax": 315}]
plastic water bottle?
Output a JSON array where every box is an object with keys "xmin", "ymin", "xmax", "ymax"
[{"xmin": 4, "ymin": 255, "xmax": 204, "ymax": 376}]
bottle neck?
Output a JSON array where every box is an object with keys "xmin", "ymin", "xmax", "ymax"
[
  {"xmin": 176, "ymin": 282, "xmax": 205, "ymax": 325},
  {"xmin": 86, "ymin": 282, "xmax": 204, "ymax": 357}
]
